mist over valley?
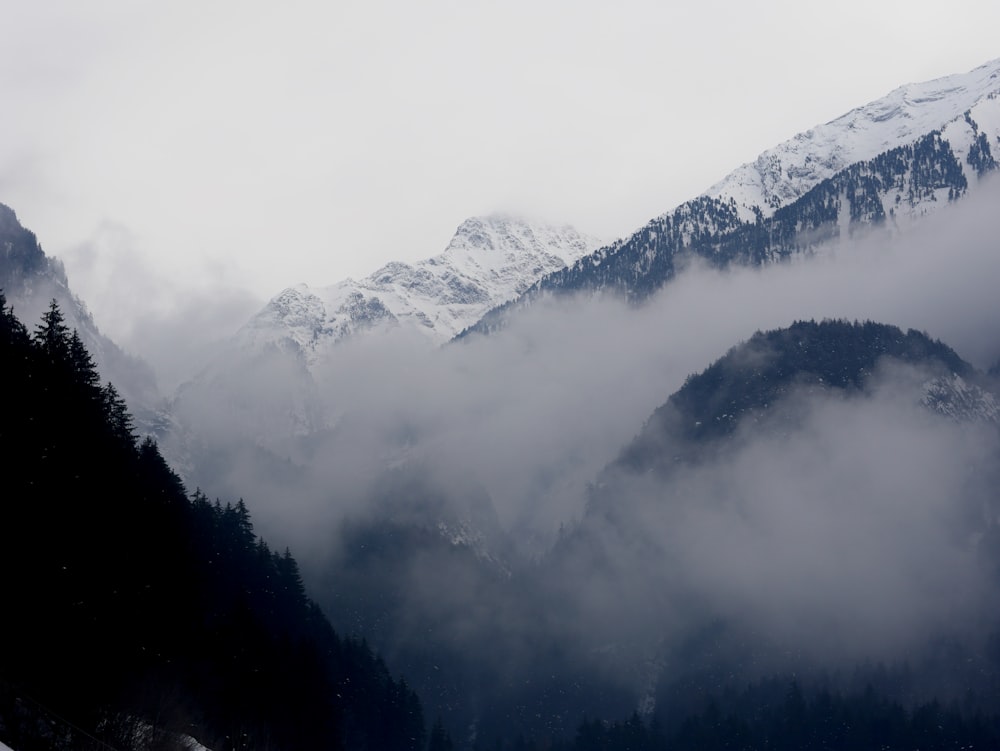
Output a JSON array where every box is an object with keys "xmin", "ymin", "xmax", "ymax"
[{"xmin": 5, "ymin": 57, "xmax": 1000, "ymax": 750}]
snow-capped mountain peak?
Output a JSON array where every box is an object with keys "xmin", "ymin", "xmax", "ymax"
[
  {"xmin": 706, "ymin": 57, "xmax": 1000, "ymax": 219},
  {"xmin": 236, "ymin": 214, "xmax": 602, "ymax": 364}
]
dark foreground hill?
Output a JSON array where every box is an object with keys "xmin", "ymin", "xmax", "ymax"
[{"xmin": 0, "ymin": 295, "xmax": 428, "ymax": 751}]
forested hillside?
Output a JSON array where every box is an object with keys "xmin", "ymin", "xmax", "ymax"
[{"xmin": 0, "ymin": 296, "xmax": 429, "ymax": 751}]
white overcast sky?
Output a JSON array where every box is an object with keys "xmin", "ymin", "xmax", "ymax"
[{"xmin": 2, "ymin": 0, "xmax": 999, "ymax": 342}]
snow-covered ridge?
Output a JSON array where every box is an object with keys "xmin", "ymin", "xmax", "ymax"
[
  {"xmin": 705, "ymin": 58, "xmax": 1000, "ymax": 220},
  {"xmin": 921, "ymin": 373, "xmax": 1000, "ymax": 424},
  {"xmin": 236, "ymin": 214, "xmax": 602, "ymax": 363},
  {"xmin": 465, "ymin": 58, "xmax": 1000, "ymax": 328}
]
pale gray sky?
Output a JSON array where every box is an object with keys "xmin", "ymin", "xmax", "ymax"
[{"xmin": 2, "ymin": 0, "xmax": 999, "ymax": 345}]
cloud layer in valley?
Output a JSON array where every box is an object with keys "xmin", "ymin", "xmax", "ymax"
[
  {"xmin": 173, "ymin": 176, "xmax": 1000, "ymax": 551},
  {"xmin": 154, "ymin": 176, "xmax": 1000, "ymax": 731}
]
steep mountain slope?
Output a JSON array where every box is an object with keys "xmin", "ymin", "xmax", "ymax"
[
  {"xmin": 542, "ymin": 320, "xmax": 1000, "ymax": 724},
  {"xmin": 707, "ymin": 58, "xmax": 1000, "ymax": 217},
  {"xmin": 465, "ymin": 58, "xmax": 1000, "ymax": 330},
  {"xmin": 236, "ymin": 214, "xmax": 601, "ymax": 366},
  {"xmin": 0, "ymin": 202, "xmax": 159, "ymax": 409},
  {"xmin": 0, "ymin": 298, "xmax": 428, "ymax": 751}
]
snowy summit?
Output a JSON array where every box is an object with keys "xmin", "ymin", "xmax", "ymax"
[
  {"xmin": 236, "ymin": 214, "xmax": 602, "ymax": 364},
  {"xmin": 706, "ymin": 57, "xmax": 1000, "ymax": 220}
]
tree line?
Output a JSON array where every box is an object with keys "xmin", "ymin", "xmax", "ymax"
[{"xmin": 0, "ymin": 296, "xmax": 435, "ymax": 751}]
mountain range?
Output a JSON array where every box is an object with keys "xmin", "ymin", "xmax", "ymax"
[
  {"xmin": 4, "ymin": 57, "xmax": 1000, "ymax": 751},
  {"xmin": 467, "ymin": 57, "xmax": 1000, "ymax": 331},
  {"xmin": 161, "ymin": 56, "xmax": 1000, "ymax": 538},
  {"xmin": 156, "ymin": 57, "xmax": 1000, "ymax": 745},
  {"xmin": 235, "ymin": 214, "xmax": 601, "ymax": 366}
]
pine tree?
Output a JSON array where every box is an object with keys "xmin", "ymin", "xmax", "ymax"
[
  {"xmin": 33, "ymin": 298, "xmax": 71, "ymax": 365},
  {"xmin": 278, "ymin": 547, "xmax": 307, "ymax": 606},
  {"xmin": 0, "ymin": 291, "xmax": 30, "ymax": 347},
  {"xmin": 101, "ymin": 381, "xmax": 136, "ymax": 449},
  {"xmin": 69, "ymin": 329, "xmax": 101, "ymax": 392},
  {"xmin": 0, "ymin": 299, "xmax": 432, "ymax": 751}
]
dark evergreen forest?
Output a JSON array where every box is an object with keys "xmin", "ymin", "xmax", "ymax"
[
  {"xmin": 0, "ymin": 295, "xmax": 427, "ymax": 751},
  {"xmin": 553, "ymin": 677, "xmax": 1000, "ymax": 751},
  {"xmin": 617, "ymin": 319, "xmax": 972, "ymax": 471}
]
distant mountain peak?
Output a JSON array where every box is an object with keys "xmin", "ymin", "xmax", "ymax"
[
  {"xmin": 235, "ymin": 213, "xmax": 603, "ymax": 364},
  {"xmin": 446, "ymin": 212, "xmax": 590, "ymax": 258}
]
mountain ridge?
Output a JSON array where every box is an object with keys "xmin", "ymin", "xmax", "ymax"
[
  {"xmin": 706, "ymin": 57, "xmax": 1000, "ymax": 218},
  {"xmin": 608, "ymin": 319, "xmax": 986, "ymax": 479},
  {"xmin": 462, "ymin": 58, "xmax": 1000, "ymax": 334},
  {"xmin": 234, "ymin": 213, "xmax": 602, "ymax": 367}
]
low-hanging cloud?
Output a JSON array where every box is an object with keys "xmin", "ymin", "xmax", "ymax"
[
  {"xmin": 172, "ymin": 176, "xmax": 1000, "ymax": 553},
  {"xmin": 562, "ymin": 367, "xmax": 1000, "ymax": 674},
  {"xmin": 162, "ymin": 176, "xmax": 1000, "ymax": 727},
  {"xmin": 62, "ymin": 220, "xmax": 264, "ymax": 394}
]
